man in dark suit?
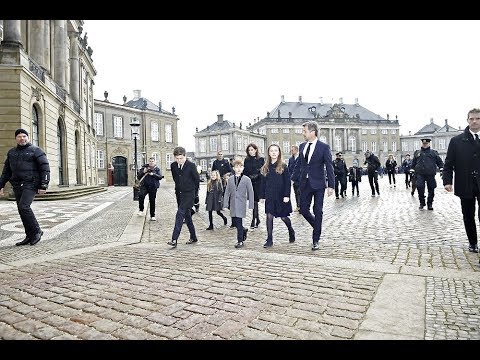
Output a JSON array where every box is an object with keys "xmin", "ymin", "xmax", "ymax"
[
  {"xmin": 211, "ymin": 150, "xmax": 232, "ymax": 189},
  {"xmin": 291, "ymin": 121, "xmax": 335, "ymax": 250},
  {"xmin": 167, "ymin": 146, "xmax": 200, "ymax": 248},
  {"xmin": 443, "ymin": 108, "xmax": 480, "ymax": 256}
]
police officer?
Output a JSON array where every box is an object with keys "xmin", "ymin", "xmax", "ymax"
[
  {"xmin": 364, "ymin": 150, "xmax": 381, "ymax": 197},
  {"xmin": 333, "ymin": 152, "xmax": 348, "ymax": 198},
  {"xmin": 411, "ymin": 137, "xmax": 444, "ymax": 210},
  {"xmin": 0, "ymin": 129, "xmax": 50, "ymax": 246}
]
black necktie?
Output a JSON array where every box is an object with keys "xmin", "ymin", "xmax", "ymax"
[
  {"xmin": 179, "ymin": 164, "xmax": 183, "ymax": 170},
  {"xmin": 305, "ymin": 142, "xmax": 312, "ymax": 163},
  {"xmin": 475, "ymin": 134, "xmax": 479, "ymax": 143}
]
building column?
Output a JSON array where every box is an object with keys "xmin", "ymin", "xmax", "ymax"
[
  {"xmin": 344, "ymin": 128, "xmax": 347, "ymax": 152},
  {"xmin": 329, "ymin": 128, "xmax": 333, "ymax": 148},
  {"xmin": 68, "ymin": 31, "xmax": 80, "ymax": 103},
  {"xmin": 30, "ymin": 20, "xmax": 47, "ymax": 69},
  {"xmin": 0, "ymin": 20, "xmax": 23, "ymax": 65},
  {"xmin": 1, "ymin": 20, "xmax": 22, "ymax": 46},
  {"xmin": 53, "ymin": 20, "xmax": 66, "ymax": 88}
]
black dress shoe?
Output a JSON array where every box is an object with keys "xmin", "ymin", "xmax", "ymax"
[
  {"xmin": 468, "ymin": 244, "xmax": 478, "ymax": 253},
  {"xmin": 263, "ymin": 241, "xmax": 273, "ymax": 248},
  {"xmin": 15, "ymin": 237, "xmax": 31, "ymax": 246},
  {"xmin": 289, "ymin": 229, "xmax": 295, "ymax": 243},
  {"xmin": 255, "ymin": 219, "xmax": 260, "ymax": 228},
  {"xmin": 186, "ymin": 238, "xmax": 198, "ymax": 244},
  {"xmin": 427, "ymin": 205, "xmax": 434, "ymax": 210},
  {"xmin": 167, "ymin": 240, "xmax": 177, "ymax": 247},
  {"xmin": 419, "ymin": 204, "xmax": 425, "ymax": 210},
  {"xmin": 234, "ymin": 241, "xmax": 244, "ymax": 248},
  {"xmin": 29, "ymin": 231, "xmax": 43, "ymax": 246},
  {"xmin": 206, "ymin": 225, "xmax": 214, "ymax": 230},
  {"xmin": 243, "ymin": 228, "xmax": 248, "ymax": 242}
]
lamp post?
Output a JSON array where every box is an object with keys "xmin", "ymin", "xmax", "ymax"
[{"xmin": 130, "ymin": 117, "xmax": 140, "ymax": 200}]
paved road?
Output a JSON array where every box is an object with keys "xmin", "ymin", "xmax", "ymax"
[{"xmin": 0, "ymin": 176, "xmax": 478, "ymax": 340}]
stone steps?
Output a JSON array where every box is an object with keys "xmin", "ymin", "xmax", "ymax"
[{"xmin": 3, "ymin": 186, "xmax": 107, "ymax": 201}]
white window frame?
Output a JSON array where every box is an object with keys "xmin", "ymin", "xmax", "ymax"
[
  {"xmin": 335, "ymin": 136, "xmax": 341, "ymax": 151},
  {"xmin": 237, "ymin": 137, "xmax": 242, "ymax": 151},
  {"xmin": 96, "ymin": 150, "xmax": 105, "ymax": 169},
  {"xmin": 371, "ymin": 141, "xmax": 377, "ymax": 153},
  {"xmin": 151, "ymin": 122, "xmax": 159, "ymax": 141},
  {"xmin": 166, "ymin": 153, "xmax": 173, "ymax": 169},
  {"xmin": 210, "ymin": 137, "xmax": 217, "ymax": 152},
  {"xmin": 392, "ymin": 141, "xmax": 397, "ymax": 152},
  {"xmin": 200, "ymin": 159, "xmax": 207, "ymax": 172},
  {"xmin": 221, "ymin": 135, "xmax": 229, "ymax": 151},
  {"xmin": 113, "ymin": 115, "xmax": 123, "ymax": 138},
  {"xmin": 370, "ymin": 129, "xmax": 377, "ymax": 135},
  {"xmin": 271, "ymin": 128, "xmax": 279, "ymax": 134},
  {"xmin": 383, "ymin": 141, "xmax": 388, "ymax": 152},
  {"xmin": 282, "ymin": 128, "xmax": 290, "ymax": 134},
  {"xmin": 402, "ymin": 141, "xmax": 408, "ymax": 151},
  {"xmin": 349, "ymin": 137, "xmax": 356, "ymax": 152},
  {"xmin": 95, "ymin": 112, "xmax": 104, "ymax": 136},
  {"xmin": 199, "ymin": 139, "xmax": 206, "ymax": 153},
  {"xmin": 438, "ymin": 138, "xmax": 446, "ymax": 150},
  {"xmin": 362, "ymin": 141, "xmax": 367, "ymax": 153},
  {"xmin": 283, "ymin": 141, "xmax": 290, "ymax": 154},
  {"xmin": 165, "ymin": 124, "xmax": 172, "ymax": 143}
]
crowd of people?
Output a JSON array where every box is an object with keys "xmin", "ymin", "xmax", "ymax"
[{"xmin": 1, "ymin": 109, "xmax": 479, "ymax": 262}]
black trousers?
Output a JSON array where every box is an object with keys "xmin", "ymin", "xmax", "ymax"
[
  {"xmin": 299, "ymin": 178, "xmax": 325, "ymax": 242},
  {"xmin": 367, "ymin": 172, "xmax": 380, "ymax": 195},
  {"xmin": 292, "ymin": 182, "xmax": 300, "ymax": 208},
  {"xmin": 334, "ymin": 175, "xmax": 347, "ymax": 197},
  {"xmin": 416, "ymin": 174, "xmax": 436, "ymax": 205},
  {"xmin": 405, "ymin": 172, "xmax": 412, "ymax": 186},
  {"xmin": 138, "ymin": 188, "xmax": 157, "ymax": 217},
  {"xmin": 460, "ymin": 180, "xmax": 480, "ymax": 247},
  {"xmin": 387, "ymin": 171, "xmax": 396, "ymax": 185},
  {"xmin": 13, "ymin": 187, "xmax": 41, "ymax": 238},
  {"xmin": 232, "ymin": 216, "xmax": 245, "ymax": 242}
]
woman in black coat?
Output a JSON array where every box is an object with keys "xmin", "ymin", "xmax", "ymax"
[
  {"xmin": 259, "ymin": 144, "xmax": 295, "ymax": 248},
  {"xmin": 243, "ymin": 143, "xmax": 265, "ymax": 229}
]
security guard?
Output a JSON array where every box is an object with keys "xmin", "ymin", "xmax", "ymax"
[
  {"xmin": 411, "ymin": 137, "xmax": 444, "ymax": 210},
  {"xmin": 333, "ymin": 152, "xmax": 348, "ymax": 198}
]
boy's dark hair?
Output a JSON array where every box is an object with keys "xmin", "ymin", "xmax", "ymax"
[{"xmin": 173, "ymin": 146, "xmax": 186, "ymax": 156}]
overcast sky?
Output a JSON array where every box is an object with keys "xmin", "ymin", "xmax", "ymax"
[{"xmin": 85, "ymin": 20, "xmax": 480, "ymax": 152}]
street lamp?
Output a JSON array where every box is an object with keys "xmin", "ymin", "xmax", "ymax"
[{"xmin": 130, "ymin": 117, "xmax": 140, "ymax": 200}]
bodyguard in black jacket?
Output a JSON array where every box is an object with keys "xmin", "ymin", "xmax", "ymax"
[
  {"xmin": 411, "ymin": 137, "xmax": 444, "ymax": 210},
  {"xmin": 0, "ymin": 129, "xmax": 50, "ymax": 246},
  {"xmin": 168, "ymin": 147, "xmax": 200, "ymax": 247},
  {"xmin": 137, "ymin": 157, "xmax": 163, "ymax": 220},
  {"xmin": 443, "ymin": 108, "xmax": 480, "ymax": 254}
]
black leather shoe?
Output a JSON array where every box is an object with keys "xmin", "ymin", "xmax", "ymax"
[
  {"xmin": 186, "ymin": 238, "xmax": 198, "ymax": 244},
  {"xmin": 255, "ymin": 219, "xmax": 260, "ymax": 228},
  {"xmin": 427, "ymin": 205, "xmax": 433, "ymax": 210},
  {"xmin": 206, "ymin": 226, "xmax": 214, "ymax": 230},
  {"xmin": 263, "ymin": 241, "xmax": 273, "ymax": 248},
  {"xmin": 167, "ymin": 240, "xmax": 177, "ymax": 248},
  {"xmin": 250, "ymin": 219, "xmax": 255, "ymax": 229},
  {"xmin": 419, "ymin": 204, "xmax": 425, "ymax": 210},
  {"xmin": 468, "ymin": 244, "xmax": 478, "ymax": 253},
  {"xmin": 312, "ymin": 242, "xmax": 320, "ymax": 250},
  {"xmin": 29, "ymin": 231, "xmax": 43, "ymax": 246},
  {"xmin": 243, "ymin": 228, "xmax": 248, "ymax": 242},
  {"xmin": 15, "ymin": 237, "xmax": 31, "ymax": 246},
  {"xmin": 234, "ymin": 241, "xmax": 244, "ymax": 248}
]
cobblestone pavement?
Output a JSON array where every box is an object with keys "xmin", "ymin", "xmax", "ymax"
[{"xmin": 0, "ymin": 176, "xmax": 479, "ymax": 340}]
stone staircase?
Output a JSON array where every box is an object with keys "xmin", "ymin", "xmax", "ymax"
[{"xmin": 3, "ymin": 185, "xmax": 108, "ymax": 201}]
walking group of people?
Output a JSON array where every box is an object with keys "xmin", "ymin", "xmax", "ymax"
[{"xmin": 0, "ymin": 109, "xmax": 479, "ymax": 261}]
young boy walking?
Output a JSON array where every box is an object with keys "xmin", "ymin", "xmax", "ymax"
[{"xmin": 223, "ymin": 158, "xmax": 254, "ymax": 248}]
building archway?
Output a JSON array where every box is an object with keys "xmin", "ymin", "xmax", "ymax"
[
  {"xmin": 57, "ymin": 118, "xmax": 68, "ymax": 185},
  {"xmin": 112, "ymin": 156, "xmax": 127, "ymax": 186},
  {"xmin": 75, "ymin": 130, "xmax": 82, "ymax": 185}
]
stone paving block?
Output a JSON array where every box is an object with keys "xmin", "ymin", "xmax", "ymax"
[
  {"xmin": 212, "ymin": 319, "xmax": 246, "ymax": 339},
  {"xmin": 146, "ymin": 311, "xmax": 177, "ymax": 326},
  {"xmin": 238, "ymin": 326, "xmax": 278, "ymax": 340},
  {"xmin": 144, "ymin": 322, "xmax": 182, "ymax": 339}
]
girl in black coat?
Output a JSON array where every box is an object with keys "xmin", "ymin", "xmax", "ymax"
[
  {"xmin": 385, "ymin": 154, "xmax": 397, "ymax": 187},
  {"xmin": 205, "ymin": 170, "xmax": 228, "ymax": 230},
  {"xmin": 243, "ymin": 143, "xmax": 265, "ymax": 229},
  {"xmin": 260, "ymin": 144, "xmax": 295, "ymax": 248}
]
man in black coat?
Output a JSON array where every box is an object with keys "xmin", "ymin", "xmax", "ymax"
[
  {"xmin": 364, "ymin": 150, "xmax": 381, "ymax": 197},
  {"xmin": 167, "ymin": 147, "xmax": 200, "ymax": 248},
  {"xmin": 443, "ymin": 108, "xmax": 480, "ymax": 255},
  {"xmin": 137, "ymin": 157, "xmax": 164, "ymax": 221},
  {"xmin": 0, "ymin": 129, "xmax": 50, "ymax": 246},
  {"xmin": 211, "ymin": 150, "xmax": 232, "ymax": 189},
  {"xmin": 411, "ymin": 137, "xmax": 444, "ymax": 210}
]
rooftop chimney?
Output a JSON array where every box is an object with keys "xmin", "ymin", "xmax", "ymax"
[
  {"xmin": 409, "ymin": 131, "xmax": 411, "ymax": 136},
  {"xmin": 158, "ymin": 101, "xmax": 162, "ymax": 112},
  {"xmin": 172, "ymin": 106, "xmax": 175, "ymax": 114},
  {"xmin": 430, "ymin": 118, "xmax": 434, "ymax": 124},
  {"xmin": 133, "ymin": 90, "xmax": 141, "ymax": 100},
  {"xmin": 319, "ymin": 97, "xmax": 323, "ymax": 105},
  {"xmin": 299, "ymin": 96, "xmax": 302, "ymax": 104},
  {"xmin": 355, "ymin": 97, "xmax": 359, "ymax": 105},
  {"xmin": 217, "ymin": 114, "xmax": 224, "ymax": 123},
  {"xmin": 339, "ymin": 97, "xmax": 343, "ymax": 104},
  {"xmin": 445, "ymin": 118, "xmax": 448, "ymax": 125},
  {"xmin": 104, "ymin": 91, "xmax": 109, "ymax": 102},
  {"xmin": 123, "ymin": 95, "xmax": 127, "ymax": 104},
  {"xmin": 387, "ymin": 114, "xmax": 390, "ymax": 120},
  {"xmin": 281, "ymin": 95, "xmax": 285, "ymax": 103}
]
